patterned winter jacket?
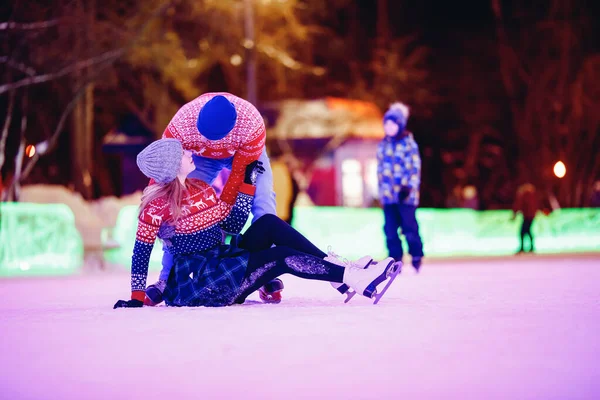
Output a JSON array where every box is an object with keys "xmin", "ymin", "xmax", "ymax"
[
  {"xmin": 376, "ymin": 132, "xmax": 421, "ymax": 206},
  {"xmin": 129, "ymin": 179, "xmax": 255, "ymax": 302},
  {"xmin": 163, "ymin": 92, "xmax": 266, "ymax": 206}
]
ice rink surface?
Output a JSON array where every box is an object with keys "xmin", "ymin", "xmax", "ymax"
[{"xmin": 1, "ymin": 254, "xmax": 599, "ymax": 400}]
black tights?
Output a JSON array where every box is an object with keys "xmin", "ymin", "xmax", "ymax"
[
  {"xmin": 520, "ymin": 217, "xmax": 535, "ymax": 252},
  {"xmin": 233, "ymin": 214, "xmax": 343, "ymax": 303},
  {"xmin": 237, "ymin": 214, "xmax": 327, "ymax": 258}
]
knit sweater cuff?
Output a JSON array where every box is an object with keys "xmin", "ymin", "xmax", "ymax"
[
  {"xmin": 239, "ymin": 183, "xmax": 256, "ymax": 196},
  {"xmin": 131, "ymin": 291, "xmax": 145, "ymax": 302}
]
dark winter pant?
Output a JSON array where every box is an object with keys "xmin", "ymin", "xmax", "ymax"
[
  {"xmin": 233, "ymin": 214, "xmax": 344, "ymax": 303},
  {"xmin": 519, "ymin": 217, "xmax": 535, "ymax": 252},
  {"xmin": 383, "ymin": 203, "xmax": 424, "ymax": 262}
]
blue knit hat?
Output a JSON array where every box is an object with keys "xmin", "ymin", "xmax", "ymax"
[
  {"xmin": 196, "ymin": 95, "xmax": 238, "ymax": 141},
  {"xmin": 383, "ymin": 102, "xmax": 410, "ymax": 132},
  {"xmin": 136, "ymin": 138, "xmax": 183, "ymax": 184}
]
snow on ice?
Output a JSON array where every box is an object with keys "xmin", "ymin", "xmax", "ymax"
[{"xmin": 1, "ymin": 255, "xmax": 599, "ymax": 400}]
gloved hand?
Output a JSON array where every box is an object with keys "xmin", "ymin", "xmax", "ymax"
[
  {"xmin": 397, "ymin": 186, "xmax": 411, "ymax": 202},
  {"xmin": 244, "ymin": 160, "xmax": 265, "ymax": 185},
  {"xmin": 113, "ymin": 299, "xmax": 143, "ymax": 309}
]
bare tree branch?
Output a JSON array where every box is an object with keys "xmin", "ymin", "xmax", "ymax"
[
  {"xmin": 0, "ymin": 56, "xmax": 36, "ymax": 76},
  {"xmin": 5, "ymin": 92, "xmax": 29, "ymax": 201},
  {"xmin": 19, "ymin": 1, "xmax": 176, "ymax": 182},
  {"xmin": 19, "ymin": 58, "xmax": 115, "ymax": 182},
  {"xmin": 491, "ymin": 0, "xmax": 531, "ymax": 96},
  {"xmin": 0, "ymin": 1, "xmax": 177, "ymax": 95},
  {"xmin": 0, "ymin": 49, "xmax": 124, "ymax": 94},
  {"xmin": 0, "ymin": 19, "xmax": 60, "ymax": 30},
  {"xmin": 0, "ymin": 90, "xmax": 16, "ymax": 172},
  {"xmin": 123, "ymin": 98, "xmax": 157, "ymax": 135}
]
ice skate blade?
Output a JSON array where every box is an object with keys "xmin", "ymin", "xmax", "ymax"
[
  {"xmin": 372, "ymin": 266, "xmax": 400, "ymax": 305},
  {"xmin": 394, "ymin": 261, "xmax": 403, "ymax": 274},
  {"xmin": 343, "ymin": 290, "xmax": 357, "ymax": 303},
  {"xmin": 363, "ymin": 259, "xmax": 395, "ymax": 298},
  {"xmin": 362, "ymin": 260, "xmax": 399, "ymax": 304}
]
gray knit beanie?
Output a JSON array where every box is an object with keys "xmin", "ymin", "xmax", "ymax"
[{"xmin": 136, "ymin": 138, "xmax": 184, "ymax": 184}]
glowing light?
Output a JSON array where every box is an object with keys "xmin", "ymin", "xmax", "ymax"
[
  {"xmin": 230, "ymin": 54, "xmax": 243, "ymax": 66},
  {"xmin": 25, "ymin": 145, "xmax": 36, "ymax": 158},
  {"xmin": 463, "ymin": 185, "xmax": 477, "ymax": 199},
  {"xmin": 554, "ymin": 161, "xmax": 566, "ymax": 178},
  {"xmin": 341, "ymin": 159, "xmax": 363, "ymax": 207}
]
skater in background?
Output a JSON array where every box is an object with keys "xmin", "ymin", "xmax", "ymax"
[
  {"xmin": 271, "ymin": 152, "xmax": 301, "ymax": 225},
  {"xmin": 143, "ymin": 93, "xmax": 283, "ymax": 305},
  {"xmin": 377, "ymin": 102, "xmax": 424, "ymax": 272},
  {"xmin": 512, "ymin": 183, "xmax": 543, "ymax": 254},
  {"xmin": 113, "ymin": 139, "xmax": 399, "ymax": 309}
]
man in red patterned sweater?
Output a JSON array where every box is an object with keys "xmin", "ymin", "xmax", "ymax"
[{"xmin": 145, "ymin": 93, "xmax": 283, "ymax": 304}]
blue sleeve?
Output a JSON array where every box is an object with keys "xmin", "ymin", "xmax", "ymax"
[
  {"xmin": 188, "ymin": 155, "xmax": 229, "ymax": 184},
  {"xmin": 392, "ymin": 142, "xmax": 404, "ymax": 188},
  {"xmin": 131, "ymin": 240, "xmax": 155, "ymax": 292},
  {"xmin": 406, "ymin": 140, "xmax": 421, "ymax": 189},
  {"xmin": 251, "ymin": 148, "xmax": 277, "ymax": 222},
  {"xmin": 130, "ymin": 216, "xmax": 160, "ymax": 293}
]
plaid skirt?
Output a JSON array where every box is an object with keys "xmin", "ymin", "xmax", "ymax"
[{"xmin": 163, "ymin": 240, "xmax": 250, "ymax": 307}]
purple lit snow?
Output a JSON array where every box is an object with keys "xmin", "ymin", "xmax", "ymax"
[{"xmin": 1, "ymin": 255, "xmax": 598, "ymax": 399}]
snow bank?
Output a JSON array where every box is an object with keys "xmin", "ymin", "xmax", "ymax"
[{"xmin": 19, "ymin": 184, "xmax": 141, "ymax": 248}]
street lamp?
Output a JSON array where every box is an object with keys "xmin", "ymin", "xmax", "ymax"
[
  {"xmin": 553, "ymin": 161, "xmax": 566, "ymax": 178},
  {"xmin": 25, "ymin": 145, "xmax": 36, "ymax": 158}
]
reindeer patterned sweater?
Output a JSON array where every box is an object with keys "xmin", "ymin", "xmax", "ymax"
[
  {"xmin": 163, "ymin": 92, "xmax": 266, "ymax": 206},
  {"xmin": 130, "ymin": 180, "xmax": 255, "ymax": 301}
]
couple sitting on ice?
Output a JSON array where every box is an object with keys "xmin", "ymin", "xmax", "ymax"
[{"xmin": 113, "ymin": 93, "xmax": 400, "ymax": 309}]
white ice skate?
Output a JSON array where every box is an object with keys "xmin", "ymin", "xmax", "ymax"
[
  {"xmin": 342, "ymin": 257, "xmax": 399, "ymax": 304},
  {"xmin": 324, "ymin": 247, "xmax": 373, "ymax": 303}
]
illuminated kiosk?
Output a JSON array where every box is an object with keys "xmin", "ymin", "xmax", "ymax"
[{"xmin": 261, "ymin": 97, "xmax": 384, "ymax": 207}]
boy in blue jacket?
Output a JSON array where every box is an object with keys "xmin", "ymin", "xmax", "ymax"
[{"xmin": 377, "ymin": 103, "xmax": 424, "ymax": 271}]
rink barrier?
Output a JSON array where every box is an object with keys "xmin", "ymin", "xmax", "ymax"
[
  {"xmin": 1, "ymin": 204, "xmax": 598, "ymax": 276},
  {"xmin": 0, "ymin": 202, "xmax": 83, "ymax": 277},
  {"xmin": 104, "ymin": 206, "xmax": 600, "ymax": 270},
  {"xmin": 291, "ymin": 207, "xmax": 600, "ymax": 260}
]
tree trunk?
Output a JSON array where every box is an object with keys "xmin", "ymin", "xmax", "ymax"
[
  {"xmin": 70, "ymin": 0, "xmax": 94, "ymax": 200},
  {"xmin": 4, "ymin": 92, "xmax": 28, "ymax": 201},
  {"xmin": 70, "ymin": 75, "xmax": 94, "ymax": 199},
  {"xmin": 0, "ymin": 90, "xmax": 16, "ymax": 174}
]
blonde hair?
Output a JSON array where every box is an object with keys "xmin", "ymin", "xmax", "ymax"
[{"xmin": 139, "ymin": 179, "xmax": 205, "ymax": 224}]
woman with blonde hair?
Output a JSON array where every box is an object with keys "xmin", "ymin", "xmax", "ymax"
[{"xmin": 114, "ymin": 139, "xmax": 399, "ymax": 308}]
